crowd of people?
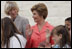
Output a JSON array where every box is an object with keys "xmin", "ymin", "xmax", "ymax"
[{"xmin": 1, "ymin": 1, "xmax": 71, "ymax": 48}]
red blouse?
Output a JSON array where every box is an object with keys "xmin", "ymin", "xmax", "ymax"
[{"xmin": 26, "ymin": 22, "xmax": 54, "ymax": 48}]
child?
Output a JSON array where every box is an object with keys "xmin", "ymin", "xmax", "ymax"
[
  {"xmin": 38, "ymin": 25, "xmax": 71, "ymax": 48},
  {"xmin": 1, "ymin": 17, "xmax": 27, "ymax": 48},
  {"xmin": 51, "ymin": 25, "xmax": 71, "ymax": 48}
]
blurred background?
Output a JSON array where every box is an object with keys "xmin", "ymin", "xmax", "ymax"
[{"xmin": 1, "ymin": 1, "xmax": 71, "ymax": 26}]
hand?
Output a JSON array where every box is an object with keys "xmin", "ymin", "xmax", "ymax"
[
  {"xmin": 39, "ymin": 40, "xmax": 52, "ymax": 48},
  {"xmin": 45, "ymin": 37, "xmax": 52, "ymax": 48},
  {"xmin": 45, "ymin": 28, "xmax": 51, "ymax": 46},
  {"xmin": 26, "ymin": 24, "xmax": 33, "ymax": 39},
  {"xmin": 38, "ymin": 41, "xmax": 46, "ymax": 48},
  {"xmin": 46, "ymin": 28, "xmax": 51, "ymax": 39},
  {"xmin": 45, "ymin": 43, "xmax": 52, "ymax": 48}
]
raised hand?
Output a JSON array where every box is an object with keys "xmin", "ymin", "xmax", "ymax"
[
  {"xmin": 45, "ymin": 28, "xmax": 52, "ymax": 48},
  {"xmin": 26, "ymin": 24, "xmax": 33, "ymax": 39}
]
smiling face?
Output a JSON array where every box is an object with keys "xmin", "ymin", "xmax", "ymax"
[
  {"xmin": 31, "ymin": 3, "xmax": 48, "ymax": 21},
  {"xmin": 9, "ymin": 8, "xmax": 18, "ymax": 19},
  {"xmin": 4, "ymin": 2, "xmax": 19, "ymax": 19},
  {"xmin": 32, "ymin": 10, "xmax": 44, "ymax": 23}
]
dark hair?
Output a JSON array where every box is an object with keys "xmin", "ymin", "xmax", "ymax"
[
  {"xmin": 1, "ymin": 17, "xmax": 21, "ymax": 48},
  {"xmin": 51, "ymin": 25, "xmax": 70, "ymax": 48},
  {"xmin": 65, "ymin": 17, "xmax": 71, "ymax": 23},
  {"xmin": 31, "ymin": 3, "xmax": 48, "ymax": 19}
]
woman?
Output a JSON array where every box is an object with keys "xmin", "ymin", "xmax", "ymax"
[
  {"xmin": 1, "ymin": 17, "xmax": 27, "ymax": 48},
  {"xmin": 4, "ymin": 1, "xmax": 29, "ymax": 38},
  {"xmin": 26, "ymin": 3, "xmax": 54, "ymax": 48}
]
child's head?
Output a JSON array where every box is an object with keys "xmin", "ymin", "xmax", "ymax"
[
  {"xmin": 1, "ymin": 17, "xmax": 20, "ymax": 48},
  {"xmin": 51, "ymin": 25, "xmax": 70, "ymax": 48},
  {"xmin": 65, "ymin": 17, "xmax": 71, "ymax": 30}
]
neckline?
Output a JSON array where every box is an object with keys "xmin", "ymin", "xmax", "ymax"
[{"xmin": 36, "ymin": 22, "xmax": 48, "ymax": 33}]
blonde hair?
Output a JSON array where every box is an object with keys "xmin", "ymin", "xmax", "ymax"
[
  {"xmin": 4, "ymin": 1, "xmax": 19, "ymax": 15},
  {"xmin": 31, "ymin": 3, "xmax": 48, "ymax": 19}
]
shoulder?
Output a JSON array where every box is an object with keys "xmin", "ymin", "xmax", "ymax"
[
  {"xmin": 10, "ymin": 34, "xmax": 27, "ymax": 48},
  {"xmin": 10, "ymin": 34, "xmax": 26, "ymax": 42},
  {"xmin": 45, "ymin": 22, "xmax": 54, "ymax": 31},
  {"xmin": 9, "ymin": 35, "xmax": 21, "ymax": 48},
  {"xmin": 15, "ymin": 33, "xmax": 27, "ymax": 42},
  {"xmin": 16, "ymin": 15, "xmax": 29, "ymax": 25},
  {"xmin": 19, "ymin": 16, "xmax": 28, "ymax": 21},
  {"xmin": 10, "ymin": 35, "xmax": 17, "ymax": 41},
  {"xmin": 16, "ymin": 15, "xmax": 28, "ymax": 22},
  {"xmin": 16, "ymin": 34, "xmax": 27, "ymax": 48},
  {"xmin": 16, "ymin": 34, "xmax": 26, "ymax": 40}
]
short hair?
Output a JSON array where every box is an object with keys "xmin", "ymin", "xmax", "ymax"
[
  {"xmin": 65, "ymin": 17, "xmax": 71, "ymax": 23},
  {"xmin": 31, "ymin": 3, "xmax": 48, "ymax": 19},
  {"xmin": 4, "ymin": 1, "xmax": 19, "ymax": 15}
]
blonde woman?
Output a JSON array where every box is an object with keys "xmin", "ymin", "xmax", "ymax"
[{"xmin": 4, "ymin": 1, "xmax": 29, "ymax": 38}]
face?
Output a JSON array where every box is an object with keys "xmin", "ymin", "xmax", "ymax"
[
  {"xmin": 65, "ymin": 21, "xmax": 71, "ymax": 30},
  {"xmin": 52, "ymin": 30, "xmax": 62, "ymax": 45},
  {"xmin": 9, "ymin": 8, "xmax": 18, "ymax": 18},
  {"xmin": 32, "ymin": 10, "xmax": 43, "ymax": 23}
]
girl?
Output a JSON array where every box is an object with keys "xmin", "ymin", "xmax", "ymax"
[
  {"xmin": 51, "ymin": 25, "xmax": 71, "ymax": 48},
  {"xmin": 1, "ymin": 17, "xmax": 27, "ymax": 48}
]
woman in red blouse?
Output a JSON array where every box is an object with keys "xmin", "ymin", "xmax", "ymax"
[{"xmin": 26, "ymin": 3, "xmax": 54, "ymax": 48}]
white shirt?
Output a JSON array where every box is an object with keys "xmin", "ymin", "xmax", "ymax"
[
  {"xmin": 4, "ymin": 33, "xmax": 27, "ymax": 48},
  {"xmin": 53, "ymin": 44, "xmax": 71, "ymax": 48}
]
